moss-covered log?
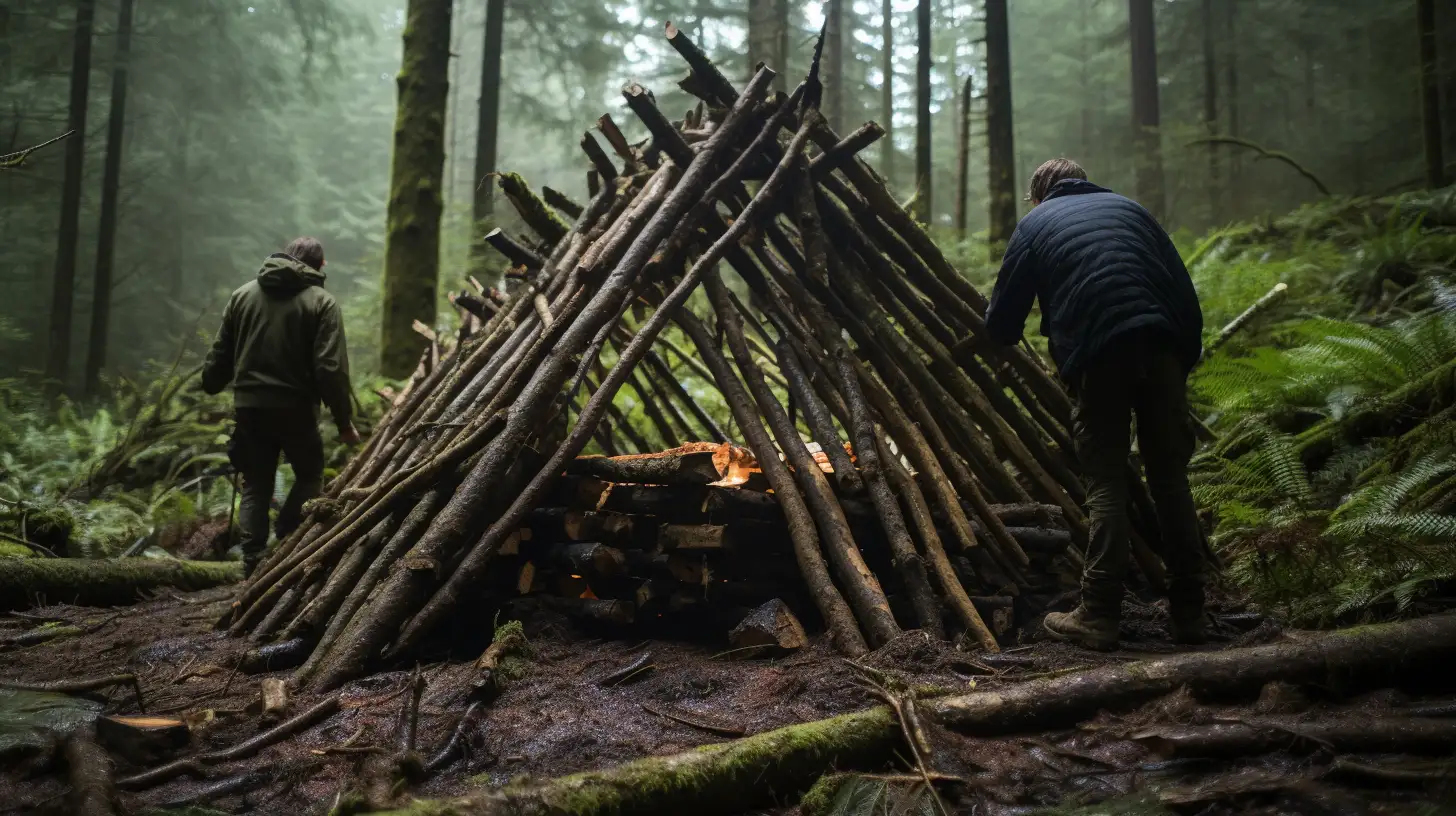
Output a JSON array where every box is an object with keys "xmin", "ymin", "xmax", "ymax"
[
  {"xmin": 369, "ymin": 708, "xmax": 900, "ymax": 816},
  {"xmin": 0, "ymin": 558, "xmax": 240, "ymax": 611},
  {"xmin": 368, "ymin": 613, "xmax": 1456, "ymax": 816},
  {"xmin": 379, "ymin": 0, "xmax": 452, "ymax": 378}
]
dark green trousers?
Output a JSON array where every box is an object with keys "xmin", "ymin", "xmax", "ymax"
[
  {"xmin": 1068, "ymin": 332, "xmax": 1206, "ymax": 618},
  {"xmin": 228, "ymin": 407, "xmax": 324, "ymax": 575}
]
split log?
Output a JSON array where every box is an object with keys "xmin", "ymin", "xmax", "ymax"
[
  {"xmin": 728, "ymin": 598, "xmax": 808, "ymax": 655},
  {"xmin": 119, "ymin": 696, "xmax": 341, "ymax": 790},
  {"xmin": 0, "ymin": 558, "xmax": 240, "ymax": 611},
  {"xmin": 390, "ymin": 614, "xmax": 1456, "ymax": 816},
  {"xmin": 95, "ymin": 714, "xmax": 189, "ymax": 762},
  {"xmin": 546, "ymin": 542, "xmax": 628, "ymax": 580},
  {"xmin": 567, "ymin": 447, "xmax": 723, "ymax": 486}
]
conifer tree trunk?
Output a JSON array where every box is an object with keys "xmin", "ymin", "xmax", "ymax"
[
  {"xmin": 84, "ymin": 0, "xmax": 135, "ymax": 398},
  {"xmin": 470, "ymin": 0, "xmax": 505, "ymax": 274},
  {"xmin": 955, "ymin": 76, "xmax": 971, "ymax": 241},
  {"xmin": 1201, "ymin": 0, "xmax": 1220, "ymax": 223},
  {"xmin": 747, "ymin": 0, "xmax": 787, "ymax": 90},
  {"xmin": 985, "ymin": 0, "xmax": 1016, "ymax": 252},
  {"xmin": 380, "ymin": 0, "xmax": 452, "ymax": 379},
  {"xmin": 1419, "ymin": 0, "xmax": 1447, "ymax": 188},
  {"xmin": 1128, "ymin": 0, "xmax": 1165, "ymax": 221},
  {"xmin": 1224, "ymin": 0, "xmax": 1241, "ymax": 212},
  {"xmin": 913, "ymin": 0, "xmax": 931, "ymax": 222},
  {"xmin": 47, "ymin": 0, "xmax": 97, "ymax": 391},
  {"xmin": 879, "ymin": 0, "xmax": 894, "ymax": 185},
  {"xmin": 825, "ymin": 0, "xmax": 844, "ymax": 132}
]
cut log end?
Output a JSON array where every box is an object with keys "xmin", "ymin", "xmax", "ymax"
[{"xmin": 729, "ymin": 599, "xmax": 808, "ymax": 655}]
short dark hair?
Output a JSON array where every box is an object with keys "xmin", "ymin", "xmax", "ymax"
[
  {"xmin": 283, "ymin": 236, "xmax": 325, "ymax": 270},
  {"xmin": 1027, "ymin": 158, "xmax": 1087, "ymax": 203}
]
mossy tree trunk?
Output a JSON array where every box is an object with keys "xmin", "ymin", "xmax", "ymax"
[
  {"xmin": 1419, "ymin": 0, "xmax": 1447, "ymax": 189},
  {"xmin": 1128, "ymin": 0, "xmax": 1166, "ymax": 221},
  {"xmin": 380, "ymin": 0, "xmax": 452, "ymax": 379},
  {"xmin": 469, "ymin": 0, "xmax": 505, "ymax": 276},
  {"xmin": 984, "ymin": 0, "xmax": 1015, "ymax": 253},
  {"xmin": 879, "ymin": 0, "xmax": 894, "ymax": 187},
  {"xmin": 912, "ymin": 0, "xmax": 931, "ymax": 222},
  {"xmin": 46, "ymin": 0, "xmax": 97, "ymax": 392},
  {"xmin": 84, "ymin": 0, "xmax": 135, "ymax": 398}
]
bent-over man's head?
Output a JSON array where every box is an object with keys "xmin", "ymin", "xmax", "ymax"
[
  {"xmin": 1026, "ymin": 158, "xmax": 1087, "ymax": 207},
  {"xmin": 283, "ymin": 236, "xmax": 326, "ymax": 271}
]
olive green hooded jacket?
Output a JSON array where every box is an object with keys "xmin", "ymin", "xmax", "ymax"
[{"xmin": 201, "ymin": 253, "xmax": 353, "ymax": 429}]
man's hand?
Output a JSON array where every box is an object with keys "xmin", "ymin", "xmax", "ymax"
[{"xmin": 338, "ymin": 425, "xmax": 361, "ymax": 445}]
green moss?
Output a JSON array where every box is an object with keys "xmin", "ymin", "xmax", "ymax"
[
  {"xmin": 798, "ymin": 773, "xmax": 850, "ymax": 815},
  {"xmin": 0, "ymin": 558, "xmax": 241, "ymax": 612},
  {"xmin": 453, "ymin": 707, "xmax": 897, "ymax": 816},
  {"xmin": 495, "ymin": 172, "xmax": 570, "ymax": 244},
  {"xmin": 0, "ymin": 542, "xmax": 35, "ymax": 559}
]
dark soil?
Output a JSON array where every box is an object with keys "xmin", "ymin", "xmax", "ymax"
[{"xmin": 2, "ymin": 586, "xmax": 1454, "ymax": 815}]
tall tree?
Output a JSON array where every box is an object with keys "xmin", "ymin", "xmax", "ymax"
[
  {"xmin": 913, "ymin": 0, "xmax": 931, "ymax": 222},
  {"xmin": 1224, "ymin": 0, "xmax": 1241, "ymax": 211},
  {"xmin": 46, "ymin": 0, "xmax": 97, "ymax": 390},
  {"xmin": 1128, "ymin": 0, "xmax": 1165, "ymax": 220},
  {"xmin": 985, "ymin": 0, "xmax": 1016, "ymax": 250},
  {"xmin": 84, "ymin": 0, "xmax": 136, "ymax": 397},
  {"xmin": 825, "ymin": 0, "xmax": 845, "ymax": 132},
  {"xmin": 380, "ymin": 0, "xmax": 452, "ymax": 378},
  {"xmin": 747, "ymin": 0, "xmax": 788, "ymax": 91},
  {"xmin": 1201, "ymin": 0, "xmax": 1221, "ymax": 223},
  {"xmin": 471, "ymin": 0, "xmax": 505, "ymax": 273},
  {"xmin": 1419, "ymin": 0, "xmax": 1446, "ymax": 188},
  {"xmin": 955, "ymin": 75, "xmax": 972, "ymax": 241},
  {"xmin": 880, "ymin": 0, "xmax": 894, "ymax": 185}
]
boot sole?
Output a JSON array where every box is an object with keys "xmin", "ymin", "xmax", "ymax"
[{"xmin": 1042, "ymin": 620, "xmax": 1118, "ymax": 652}]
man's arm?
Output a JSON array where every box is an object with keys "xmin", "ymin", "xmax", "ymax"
[
  {"xmin": 200, "ymin": 297, "xmax": 235, "ymax": 395},
  {"xmin": 314, "ymin": 298, "xmax": 355, "ymax": 433},
  {"xmin": 984, "ymin": 226, "xmax": 1040, "ymax": 346}
]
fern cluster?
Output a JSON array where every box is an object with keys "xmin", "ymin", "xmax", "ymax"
[
  {"xmin": 0, "ymin": 362, "xmax": 389, "ymax": 561},
  {"xmin": 1187, "ymin": 193, "xmax": 1456, "ymax": 624}
]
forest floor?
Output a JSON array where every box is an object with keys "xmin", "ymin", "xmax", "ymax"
[{"xmin": 4, "ymin": 582, "xmax": 1455, "ymax": 815}]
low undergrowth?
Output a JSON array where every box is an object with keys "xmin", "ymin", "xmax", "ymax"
[{"xmin": 0, "ymin": 358, "xmax": 388, "ymax": 561}]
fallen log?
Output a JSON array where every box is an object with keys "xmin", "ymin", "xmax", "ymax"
[
  {"xmin": 1134, "ymin": 716, "xmax": 1456, "ymax": 759},
  {"xmin": 0, "ymin": 558, "xmax": 241, "ymax": 611},
  {"xmin": 378, "ymin": 614, "xmax": 1456, "ymax": 816}
]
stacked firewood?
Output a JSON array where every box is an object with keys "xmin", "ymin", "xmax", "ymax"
[
  {"xmin": 219, "ymin": 24, "xmax": 1174, "ymax": 690},
  {"xmin": 477, "ymin": 445, "xmax": 1075, "ymax": 647}
]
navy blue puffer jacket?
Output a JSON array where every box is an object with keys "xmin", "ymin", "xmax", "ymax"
[{"xmin": 985, "ymin": 179, "xmax": 1203, "ymax": 379}]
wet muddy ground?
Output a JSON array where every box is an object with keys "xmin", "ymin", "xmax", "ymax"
[{"xmin": 1, "ymin": 587, "xmax": 1454, "ymax": 815}]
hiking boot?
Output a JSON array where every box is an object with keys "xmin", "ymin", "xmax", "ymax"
[
  {"xmin": 1043, "ymin": 605, "xmax": 1119, "ymax": 651},
  {"xmin": 1169, "ymin": 601, "xmax": 1207, "ymax": 645}
]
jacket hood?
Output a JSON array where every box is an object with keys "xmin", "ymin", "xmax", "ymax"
[
  {"xmin": 1043, "ymin": 178, "xmax": 1113, "ymax": 202},
  {"xmin": 256, "ymin": 253, "xmax": 326, "ymax": 293}
]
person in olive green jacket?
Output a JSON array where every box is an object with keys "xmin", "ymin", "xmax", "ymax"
[{"xmin": 202, "ymin": 237, "xmax": 358, "ymax": 576}]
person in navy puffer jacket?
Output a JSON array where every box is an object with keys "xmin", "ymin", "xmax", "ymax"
[{"xmin": 985, "ymin": 158, "xmax": 1208, "ymax": 651}]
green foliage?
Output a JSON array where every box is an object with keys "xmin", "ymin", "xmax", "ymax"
[
  {"xmin": 808, "ymin": 774, "xmax": 939, "ymax": 816},
  {"xmin": 1188, "ymin": 193, "xmax": 1456, "ymax": 624}
]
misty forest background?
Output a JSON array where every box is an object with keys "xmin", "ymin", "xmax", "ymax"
[
  {"xmin": 3, "ymin": 0, "xmax": 1456, "ymax": 626},
  {"xmin": 4, "ymin": 0, "xmax": 1449, "ymax": 382}
]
